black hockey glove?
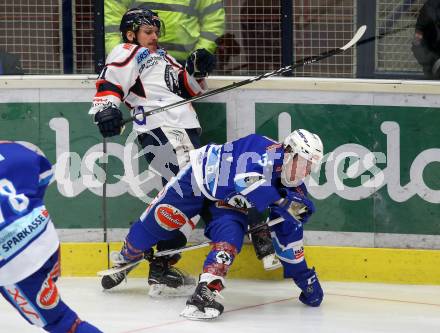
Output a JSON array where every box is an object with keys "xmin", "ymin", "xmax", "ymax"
[
  {"xmin": 185, "ymin": 49, "xmax": 216, "ymax": 77},
  {"xmin": 94, "ymin": 106, "xmax": 124, "ymax": 138}
]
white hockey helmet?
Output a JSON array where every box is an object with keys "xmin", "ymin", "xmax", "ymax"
[{"xmin": 281, "ymin": 129, "xmax": 323, "ymax": 186}]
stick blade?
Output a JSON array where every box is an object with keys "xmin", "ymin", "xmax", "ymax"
[
  {"xmin": 96, "ymin": 261, "xmax": 140, "ymax": 277},
  {"xmin": 341, "ymin": 25, "xmax": 367, "ymax": 51}
]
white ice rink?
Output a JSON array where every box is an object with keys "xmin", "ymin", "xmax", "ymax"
[{"xmin": 1, "ymin": 278, "xmax": 439, "ymax": 333}]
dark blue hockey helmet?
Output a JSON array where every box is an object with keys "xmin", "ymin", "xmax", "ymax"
[{"xmin": 120, "ymin": 8, "xmax": 162, "ymax": 42}]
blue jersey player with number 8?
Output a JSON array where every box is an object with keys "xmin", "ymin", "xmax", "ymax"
[{"xmin": 0, "ymin": 141, "xmax": 102, "ymax": 332}]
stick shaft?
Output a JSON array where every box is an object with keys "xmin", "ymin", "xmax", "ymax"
[
  {"xmin": 123, "ymin": 25, "xmax": 367, "ymax": 125},
  {"xmin": 154, "ymin": 217, "xmax": 284, "ymax": 257},
  {"xmin": 96, "ymin": 217, "xmax": 284, "ymax": 276}
]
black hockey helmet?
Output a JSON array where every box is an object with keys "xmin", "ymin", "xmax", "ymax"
[{"xmin": 120, "ymin": 8, "xmax": 162, "ymax": 42}]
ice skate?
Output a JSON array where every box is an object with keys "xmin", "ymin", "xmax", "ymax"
[
  {"xmin": 147, "ymin": 255, "xmax": 196, "ymax": 297},
  {"xmin": 180, "ymin": 281, "xmax": 224, "ymax": 320}
]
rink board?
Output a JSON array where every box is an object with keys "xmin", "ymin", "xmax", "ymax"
[
  {"xmin": 0, "ymin": 76, "xmax": 439, "ymax": 249},
  {"xmin": 60, "ymin": 242, "xmax": 440, "ymax": 284},
  {"xmin": 1, "ymin": 76, "xmax": 440, "ymax": 285}
]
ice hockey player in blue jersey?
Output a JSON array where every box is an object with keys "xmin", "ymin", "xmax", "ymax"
[
  {"xmin": 0, "ymin": 141, "xmax": 102, "ymax": 332},
  {"xmin": 106, "ymin": 129, "xmax": 324, "ymax": 320}
]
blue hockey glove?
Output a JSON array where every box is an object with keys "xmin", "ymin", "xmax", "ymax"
[
  {"xmin": 279, "ymin": 187, "xmax": 315, "ymax": 214},
  {"xmin": 271, "ymin": 188, "xmax": 315, "ymax": 226},
  {"xmin": 185, "ymin": 49, "xmax": 216, "ymax": 77},
  {"xmin": 94, "ymin": 106, "xmax": 124, "ymax": 138},
  {"xmin": 293, "ymin": 268, "xmax": 323, "ymax": 307},
  {"xmin": 269, "ymin": 205, "xmax": 301, "ymax": 232}
]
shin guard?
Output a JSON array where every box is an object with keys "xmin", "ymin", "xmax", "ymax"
[{"xmin": 203, "ymin": 242, "xmax": 238, "ymax": 278}]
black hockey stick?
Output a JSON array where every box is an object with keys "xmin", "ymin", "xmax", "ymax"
[
  {"xmin": 357, "ymin": 23, "xmax": 416, "ymax": 48},
  {"xmin": 122, "ymin": 25, "xmax": 367, "ymax": 125},
  {"xmin": 96, "ymin": 216, "xmax": 285, "ymax": 277}
]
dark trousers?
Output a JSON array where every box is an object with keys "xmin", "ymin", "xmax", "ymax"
[{"xmin": 137, "ymin": 127, "xmax": 201, "ymax": 251}]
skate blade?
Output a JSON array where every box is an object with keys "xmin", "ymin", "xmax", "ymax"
[
  {"xmin": 148, "ymin": 284, "xmax": 195, "ymax": 298},
  {"xmin": 263, "ymin": 254, "xmax": 282, "ymax": 271},
  {"xmin": 180, "ymin": 305, "xmax": 220, "ymax": 320}
]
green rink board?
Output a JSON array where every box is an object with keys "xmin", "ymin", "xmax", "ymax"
[
  {"xmin": 0, "ymin": 102, "xmax": 226, "ymax": 229},
  {"xmin": 256, "ymin": 103, "xmax": 440, "ymax": 235},
  {"xmin": 0, "ymin": 101, "xmax": 439, "ymax": 235}
]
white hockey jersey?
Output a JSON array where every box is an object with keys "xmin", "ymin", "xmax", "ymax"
[
  {"xmin": 0, "ymin": 142, "xmax": 59, "ymax": 285},
  {"xmin": 89, "ymin": 43, "xmax": 204, "ymax": 132}
]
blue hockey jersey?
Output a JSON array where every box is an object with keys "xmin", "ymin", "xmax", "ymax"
[
  {"xmin": 0, "ymin": 142, "xmax": 59, "ymax": 285},
  {"xmin": 189, "ymin": 134, "xmax": 286, "ymax": 211}
]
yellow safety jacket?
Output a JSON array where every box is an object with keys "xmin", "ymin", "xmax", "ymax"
[{"xmin": 104, "ymin": 0, "xmax": 225, "ymax": 63}]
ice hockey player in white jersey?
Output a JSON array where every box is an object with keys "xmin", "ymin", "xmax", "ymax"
[
  {"xmin": 106, "ymin": 129, "xmax": 325, "ymax": 320},
  {"xmin": 89, "ymin": 8, "xmax": 217, "ymax": 296},
  {"xmin": 0, "ymin": 141, "xmax": 102, "ymax": 332}
]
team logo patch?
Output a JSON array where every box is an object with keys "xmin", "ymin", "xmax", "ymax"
[
  {"xmin": 294, "ymin": 247, "xmax": 304, "ymax": 260},
  {"xmin": 37, "ymin": 275, "xmax": 60, "ymax": 309},
  {"xmin": 215, "ymin": 250, "xmax": 233, "ymax": 265},
  {"xmin": 216, "ymin": 200, "xmax": 248, "ymax": 214},
  {"xmin": 155, "ymin": 204, "xmax": 188, "ymax": 231},
  {"xmin": 164, "ymin": 64, "xmax": 179, "ymax": 94},
  {"xmin": 226, "ymin": 194, "xmax": 251, "ymax": 210}
]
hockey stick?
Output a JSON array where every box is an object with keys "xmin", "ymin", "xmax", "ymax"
[
  {"xmin": 96, "ymin": 216, "xmax": 285, "ymax": 277},
  {"xmin": 154, "ymin": 216, "xmax": 286, "ymax": 257},
  {"xmin": 357, "ymin": 23, "xmax": 415, "ymax": 48},
  {"xmin": 102, "ymin": 138, "xmax": 110, "ymax": 269},
  {"xmin": 122, "ymin": 25, "xmax": 367, "ymax": 125}
]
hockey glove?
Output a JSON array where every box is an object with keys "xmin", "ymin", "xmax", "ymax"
[
  {"xmin": 94, "ymin": 106, "xmax": 124, "ymax": 138},
  {"xmin": 272, "ymin": 188, "xmax": 315, "ymax": 224},
  {"xmin": 185, "ymin": 49, "xmax": 216, "ymax": 77},
  {"xmin": 269, "ymin": 204, "xmax": 301, "ymax": 234},
  {"xmin": 249, "ymin": 222, "xmax": 275, "ymax": 260},
  {"xmin": 293, "ymin": 268, "xmax": 323, "ymax": 307}
]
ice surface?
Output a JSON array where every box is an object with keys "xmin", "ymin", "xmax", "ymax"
[{"xmin": 1, "ymin": 278, "xmax": 439, "ymax": 333}]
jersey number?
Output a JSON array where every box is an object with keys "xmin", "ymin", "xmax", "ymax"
[
  {"xmin": 258, "ymin": 153, "xmax": 269, "ymax": 166},
  {"xmin": 0, "ymin": 178, "xmax": 30, "ymax": 224}
]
